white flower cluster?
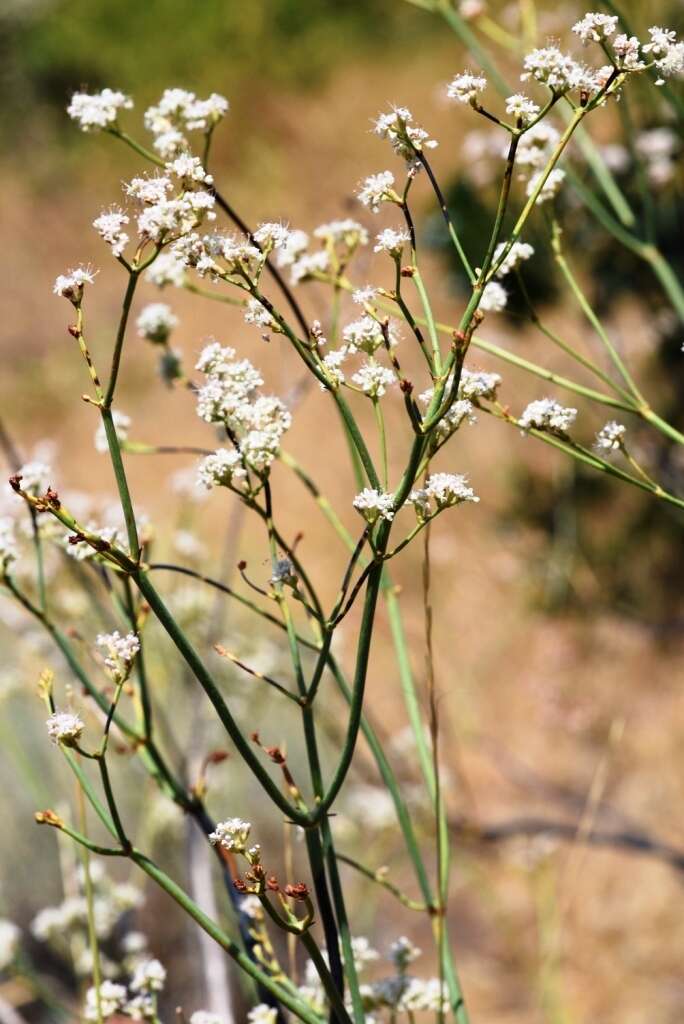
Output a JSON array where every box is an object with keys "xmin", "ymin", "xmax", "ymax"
[
  {"xmin": 521, "ymin": 45, "xmax": 595, "ymax": 95},
  {"xmin": 447, "ymin": 72, "xmax": 487, "ymax": 105},
  {"xmin": 643, "ymin": 26, "xmax": 684, "ymax": 83},
  {"xmin": 145, "ymin": 252, "xmax": 186, "ymax": 288},
  {"xmin": 505, "ymin": 93, "xmax": 540, "ymax": 125},
  {"xmin": 93, "ymin": 208, "xmax": 130, "ymax": 258},
  {"xmin": 409, "ymin": 473, "xmax": 479, "ymax": 519},
  {"xmin": 526, "ymin": 166, "xmax": 566, "ymax": 204},
  {"xmin": 459, "ymin": 368, "xmax": 503, "ymax": 401},
  {"xmin": 519, "ymin": 398, "xmax": 577, "ymax": 434},
  {"xmin": 353, "ymin": 488, "xmax": 395, "ymax": 524},
  {"xmin": 244, "ymin": 297, "xmax": 278, "ymax": 332},
  {"xmin": 357, "ymin": 170, "xmax": 397, "ymax": 212},
  {"xmin": 53, "ymin": 265, "xmax": 95, "ymax": 304},
  {"xmin": 480, "ymin": 280, "xmax": 508, "ymax": 313},
  {"xmin": 209, "ymin": 818, "xmax": 252, "ymax": 853},
  {"xmin": 572, "ymin": 13, "xmax": 618, "ymax": 45},
  {"xmin": 46, "ymin": 711, "xmax": 84, "ymax": 746},
  {"xmin": 373, "ymin": 106, "xmax": 438, "ymax": 165},
  {"xmin": 95, "ymin": 410, "xmax": 131, "ymax": 454},
  {"xmin": 96, "ymin": 630, "xmax": 141, "ymax": 674},
  {"xmin": 191, "ymin": 1014, "xmax": 227, "ymax": 1024},
  {"xmin": 195, "ymin": 341, "xmax": 291, "ymax": 474},
  {"xmin": 144, "ymin": 88, "xmax": 229, "ymax": 158},
  {"xmin": 67, "ymin": 89, "xmax": 133, "ymax": 131},
  {"xmin": 594, "ymin": 420, "xmax": 626, "ymax": 454},
  {"xmin": 136, "ymin": 302, "xmax": 178, "ymax": 343},
  {"xmin": 247, "ymin": 1006, "xmax": 278, "ymax": 1024},
  {"xmin": 83, "ymin": 957, "xmax": 165, "ymax": 1021},
  {"xmin": 84, "ymin": 980, "xmax": 127, "ymax": 1021},
  {"xmin": 492, "ymin": 240, "xmax": 534, "ymax": 278},
  {"xmin": 32, "ymin": 863, "xmax": 144, "ymax": 979},
  {"xmin": 351, "ymin": 362, "xmax": 396, "ymax": 398},
  {"xmin": 0, "ymin": 920, "xmax": 20, "ymax": 971},
  {"xmin": 196, "ymin": 448, "xmax": 246, "ymax": 491},
  {"xmin": 374, "ymin": 227, "xmax": 411, "ymax": 257},
  {"xmin": 342, "ymin": 315, "xmax": 398, "ymax": 356}
]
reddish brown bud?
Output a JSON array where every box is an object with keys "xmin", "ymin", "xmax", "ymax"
[
  {"xmin": 284, "ymin": 882, "xmax": 310, "ymax": 901},
  {"xmin": 265, "ymin": 746, "xmax": 285, "ymax": 765},
  {"xmin": 8, "ymin": 474, "xmax": 21, "ymax": 492},
  {"xmin": 400, "ymin": 265, "xmax": 415, "ymax": 278},
  {"xmin": 68, "ymin": 324, "xmax": 81, "ymax": 338},
  {"xmin": 266, "ymin": 876, "xmax": 280, "ymax": 892},
  {"xmin": 237, "ymin": 560, "xmax": 247, "ymax": 571},
  {"xmin": 206, "ymin": 750, "xmax": 230, "ymax": 765},
  {"xmin": 45, "ymin": 487, "xmax": 61, "ymax": 508},
  {"xmin": 399, "ymin": 379, "xmax": 413, "ymax": 394},
  {"xmin": 233, "ymin": 878, "xmax": 248, "ymax": 893}
]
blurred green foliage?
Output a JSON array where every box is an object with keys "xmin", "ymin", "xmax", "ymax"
[{"xmin": 1, "ymin": 0, "xmax": 433, "ymax": 146}]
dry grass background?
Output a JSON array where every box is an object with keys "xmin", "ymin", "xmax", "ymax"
[{"xmin": 1, "ymin": 10, "xmax": 683, "ymax": 1024}]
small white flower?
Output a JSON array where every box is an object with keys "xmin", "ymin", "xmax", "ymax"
[
  {"xmin": 643, "ymin": 27, "xmax": 684, "ymax": 81},
  {"xmin": 480, "ymin": 280, "xmax": 508, "ymax": 313},
  {"xmin": 247, "ymin": 1006, "xmax": 278, "ymax": 1024},
  {"xmin": 594, "ymin": 420, "xmax": 626, "ymax": 454},
  {"xmin": 209, "ymin": 818, "xmax": 252, "ymax": 854},
  {"xmin": 67, "ymin": 89, "xmax": 132, "ymax": 132},
  {"xmin": 197, "ymin": 449, "xmax": 246, "ymax": 490},
  {"xmin": 505, "ymin": 93, "xmax": 540, "ymax": 125},
  {"xmin": 166, "ymin": 154, "xmax": 213, "ymax": 184},
  {"xmin": 353, "ymin": 488, "xmax": 395, "ymax": 523},
  {"xmin": 93, "ymin": 208, "xmax": 129, "ymax": 258},
  {"xmin": 84, "ymin": 980, "xmax": 127, "ymax": 1021},
  {"xmin": 373, "ymin": 106, "xmax": 438, "ymax": 164},
  {"xmin": 239, "ymin": 895, "xmax": 264, "ymax": 919},
  {"xmin": 398, "ymin": 977, "xmax": 449, "ymax": 1014},
  {"xmin": 124, "ymin": 175, "xmax": 172, "ymax": 205},
  {"xmin": 15, "ymin": 459, "xmax": 52, "ymax": 496},
  {"xmin": 244, "ymin": 298, "xmax": 277, "ymax": 331},
  {"xmin": 320, "ymin": 349, "xmax": 347, "ymax": 390},
  {"xmin": 46, "ymin": 711, "xmax": 84, "ymax": 747},
  {"xmin": 519, "ymin": 398, "xmax": 577, "ymax": 434},
  {"xmin": 458, "ymin": 368, "xmax": 502, "ymax": 400},
  {"xmin": 130, "ymin": 958, "xmax": 167, "ymax": 993},
  {"xmin": 274, "ymin": 229, "xmax": 310, "ymax": 268},
  {"xmin": 521, "ymin": 47, "xmax": 581, "ymax": 94},
  {"xmin": 343, "ymin": 315, "xmax": 398, "ymax": 355},
  {"xmin": 447, "ymin": 72, "xmax": 488, "ymax": 104},
  {"xmin": 0, "ymin": 920, "xmax": 20, "ymax": 971},
  {"xmin": 191, "ymin": 1014, "xmax": 226, "ymax": 1024},
  {"xmin": 572, "ymin": 13, "xmax": 618, "ymax": 44},
  {"xmin": 352, "ymin": 362, "xmax": 396, "ymax": 398},
  {"xmin": 373, "ymin": 228, "xmax": 411, "ymax": 257},
  {"xmin": 612, "ymin": 33, "xmax": 644, "ymax": 71},
  {"xmin": 145, "ymin": 252, "xmax": 186, "ymax": 288},
  {"xmin": 53, "ymin": 265, "xmax": 95, "ymax": 303},
  {"xmin": 352, "ymin": 285, "xmax": 378, "ymax": 306},
  {"xmin": 526, "ymin": 167, "xmax": 566, "ymax": 204},
  {"xmin": 96, "ymin": 630, "xmax": 140, "ymax": 673},
  {"xmin": 357, "ymin": 171, "xmax": 397, "ymax": 212},
  {"xmin": 313, "ymin": 219, "xmax": 369, "ymax": 249},
  {"xmin": 491, "ymin": 240, "xmax": 534, "ymax": 278},
  {"xmin": 94, "ymin": 410, "xmax": 130, "ymax": 453},
  {"xmin": 290, "ymin": 250, "xmax": 331, "ymax": 285},
  {"xmin": 389, "ymin": 936, "xmax": 421, "ymax": 970},
  {"xmin": 136, "ymin": 302, "xmax": 178, "ymax": 343},
  {"xmin": 252, "ymin": 222, "xmax": 292, "ymax": 251}
]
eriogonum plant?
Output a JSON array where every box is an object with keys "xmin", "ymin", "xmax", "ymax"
[{"xmin": 2, "ymin": 7, "xmax": 684, "ymax": 1024}]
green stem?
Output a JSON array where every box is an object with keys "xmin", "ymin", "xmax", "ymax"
[{"xmin": 134, "ymin": 571, "xmax": 307, "ymax": 824}]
